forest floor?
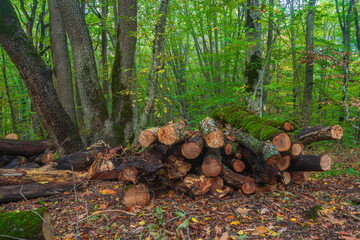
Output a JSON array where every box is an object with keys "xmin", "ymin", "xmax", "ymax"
[{"xmin": 1, "ymin": 143, "xmax": 360, "ymax": 240}]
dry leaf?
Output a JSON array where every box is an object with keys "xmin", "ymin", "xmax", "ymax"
[
  {"xmin": 99, "ymin": 189, "xmax": 117, "ymax": 194},
  {"xmin": 219, "ymin": 232, "xmax": 229, "ymax": 240},
  {"xmin": 255, "ymin": 225, "xmax": 267, "ymax": 235},
  {"xmin": 236, "ymin": 207, "xmax": 250, "ymax": 216},
  {"xmin": 230, "ymin": 220, "xmax": 240, "ymax": 225}
]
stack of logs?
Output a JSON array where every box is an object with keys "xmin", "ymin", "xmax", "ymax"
[{"xmin": 0, "ymin": 106, "xmax": 344, "ymax": 208}]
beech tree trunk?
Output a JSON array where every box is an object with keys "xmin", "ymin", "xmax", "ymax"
[{"xmin": 0, "ymin": 0, "xmax": 83, "ymax": 155}]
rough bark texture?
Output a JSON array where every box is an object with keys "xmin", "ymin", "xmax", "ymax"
[
  {"xmin": 0, "ymin": 208, "xmax": 54, "ymax": 239},
  {"xmin": 162, "ymin": 154, "xmax": 191, "ymax": 180},
  {"xmin": 199, "ymin": 117, "xmax": 224, "ymax": 148},
  {"xmin": 138, "ymin": 0, "xmax": 169, "ymax": 131},
  {"xmin": 158, "ymin": 120, "xmax": 188, "ymax": 146},
  {"xmin": 0, "ymin": 0, "xmax": 83, "ymax": 154},
  {"xmin": 301, "ymin": 0, "xmax": 316, "ymax": 126},
  {"xmin": 0, "ymin": 163, "xmax": 88, "ymax": 186},
  {"xmin": 56, "ymin": 0, "xmax": 113, "ymax": 145},
  {"xmin": 288, "ymin": 154, "xmax": 332, "ymax": 171},
  {"xmin": 0, "ymin": 139, "xmax": 56, "ymax": 157},
  {"xmin": 220, "ymin": 165, "xmax": 255, "ymax": 194},
  {"xmin": 295, "ymin": 125, "xmax": 344, "ymax": 145},
  {"xmin": 139, "ymin": 127, "xmax": 159, "ymax": 147},
  {"xmin": 48, "ymin": 0, "xmax": 77, "ymax": 124},
  {"xmin": 88, "ymin": 158, "xmax": 117, "ymax": 180},
  {"xmin": 112, "ymin": 0, "xmax": 137, "ymax": 144},
  {"xmin": 0, "ymin": 181, "xmax": 84, "ymax": 203}
]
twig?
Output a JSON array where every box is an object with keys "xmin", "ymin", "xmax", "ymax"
[
  {"xmin": 19, "ymin": 186, "xmax": 53, "ymax": 239},
  {"xmin": 74, "ymin": 209, "xmax": 137, "ymax": 225},
  {"xmin": 0, "ymin": 234, "xmax": 26, "ymax": 240},
  {"xmin": 71, "ymin": 165, "xmax": 79, "ymax": 240}
]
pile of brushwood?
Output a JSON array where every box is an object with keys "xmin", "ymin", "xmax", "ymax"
[{"xmin": 0, "ymin": 106, "xmax": 344, "ymax": 209}]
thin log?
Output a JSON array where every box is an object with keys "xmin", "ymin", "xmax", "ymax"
[
  {"xmin": 223, "ymin": 158, "xmax": 246, "ymax": 173},
  {"xmin": 0, "ymin": 181, "xmax": 85, "ymax": 203},
  {"xmin": 181, "ymin": 132, "xmax": 204, "ymax": 159},
  {"xmin": 0, "ymin": 207, "xmax": 54, "ymax": 239},
  {"xmin": 0, "ymin": 162, "xmax": 88, "ymax": 186},
  {"xmin": 288, "ymin": 171, "xmax": 312, "ymax": 182},
  {"xmin": 202, "ymin": 148, "xmax": 222, "ymax": 177},
  {"xmin": 282, "ymin": 172, "xmax": 291, "ymax": 185},
  {"xmin": 220, "ymin": 165, "xmax": 255, "ymax": 194},
  {"xmin": 123, "ymin": 184, "xmax": 151, "ymax": 208},
  {"xmin": 139, "ymin": 127, "xmax": 159, "ymax": 147},
  {"xmin": 0, "ymin": 139, "xmax": 56, "ymax": 157},
  {"xmin": 288, "ymin": 154, "xmax": 332, "ymax": 171},
  {"xmin": 224, "ymin": 140, "xmax": 239, "ymax": 156},
  {"xmin": 199, "ymin": 117, "xmax": 224, "ymax": 148},
  {"xmin": 295, "ymin": 125, "xmax": 344, "ymax": 145},
  {"xmin": 158, "ymin": 120, "xmax": 188, "ymax": 146}
]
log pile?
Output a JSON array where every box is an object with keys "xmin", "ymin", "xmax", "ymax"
[{"xmin": 0, "ymin": 107, "xmax": 344, "ymax": 208}]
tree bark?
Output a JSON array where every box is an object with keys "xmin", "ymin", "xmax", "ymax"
[
  {"xmin": 111, "ymin": 0, "xmax": 138, "ymax": 144},
  {"xmin": 301, "ymin": 0, "xmax": 316, "ymax": 127},
  {"xmin": 0, "ymin": 0, "xmax": 83, "ymax": 155},
  {"xmin": 288, "ymin": 154, "xmax": 332, "ymax": 171},
  {"xmin": 139, "ymin": 127, "xmax": 159, "ymax": 147},
  {"xmin": 199, "ymin": 117, "xmax": 224, "ymax": 148},
  {"xmin": 220, "ymin": 166, "xmax": 255, "ymax": 194},
  {"xmin": 158, "ymin": 120, "xmax": 188, "ymax": 146},
  {"xmin": 0, "ymin": 139, "xmax": 56, "ymax": 158},
  {"xmin": 294, "ymin": 125, "xmax": 344, "ymax": 145},
  {"xmin": 48, "ymin": 0, "xmax": 77, "ymax": 124}
]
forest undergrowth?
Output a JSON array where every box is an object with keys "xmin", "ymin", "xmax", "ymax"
[{"xmin": 1, "ymin": 142, "xmax": 359, "ymax": 240}]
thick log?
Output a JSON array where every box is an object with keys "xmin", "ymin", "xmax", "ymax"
[
  {"xmin": 181, "ymin": 132, "xmax": 204, "ymax": 159},
  {"xmin": 202, "ymin": 148, "xmax": 222, "ymax": 177},
  {"xmin": 158, "ymin": 120, "xmax": 188, "ymax": 146},
  {"xmin": 139, "ymin": 127, "xmax": 159, "ymax": 147},
  {"xmin": 277, "ymin": 155, "xmax": 290, "ymax": 171},
  {"xmin": 288, "ymin": 154, "xmax": 332, "ymax": 171},
  {"xmin": 55, "ymin": 141, "xmax": 109, "ymax": 170},
  {"xmin": 119, "ymin": 166, "xmax": 138, "ymax": 184},
  {"xmin": 0, "ymin": 139, "xmax": 56, "ymax": 157},
  {"xmin": 29, "ymin": 150, "xmax": 55, "ymax": 166},
  {"xmin": 0, "ymin": 181, "xmax": 84, "ymax": 203},
  {"xmin": 231, "ymin": 131, "xmax": 281, "ymax": 165},
  {"xmin": 88, "ymin": 158, "xmax": 117, "ymax": 180},
  {"xmin": 270, "ymin": 133, "xmax": 291, "ymax": 152},
  {"xmin": 210, "ymin": 176, "xmax": 224, "ymax": 193},
  {"xmin": 0, "ymin": 207, "xmax": 54, "ymax": 239},
  {"xmin": 0, "ymin": 163, "xmax": 88, "ymax": 186},
  {"xmin": 241, "ymin": 147, "xmax": 267, "ymax": 183},
  {"xmin": 123, "ymin": 184, "xmax": 151, "ymax": 208},
  {"xmin": 220, "ymin": 166, "xmax": 255, "ymax": 194},
  {"xmin": 183, "ymin": 174, "xmax": 212, "ymax": 197},
  {"xmin": 295, "ymin": 125, "xmax": 344, "ymax": 145},
  {"xmin": 199, "ymin": 117, "xmax": 224, "ymax": 148},
  {"xmin": 162, "ymin": 154, "xmax": 191, "ymax": 180},
  {"xmin": 223, "ymin": 158, "xmax": 246, "ymax": 173}
]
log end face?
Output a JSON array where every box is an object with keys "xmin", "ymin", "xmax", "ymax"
[
  {"xmin": 182, "ymin": 142, "xmax": 202, "ymax": 159},
  {"xmin": 205, "ymin": 130, "xmax": 224, "ymax": 148},
  {"xmin": 320, "ymin": 154, "xmax": 332, "ymax": 171},
  {"xmin": 272, "ymin": 133, "xmax": 291, "ymax": 152},
  {"xmin": 139, "ymin": 130, "xmax": 155, "ymax": 147},
  {"xmin": 283, "ymin": 121, "xmax": 295, "ymax": 132},
  {"xmin": 224, "ymin": 143, "xmax": 233, "ymax": 155},
  {"xmin": 277, "ymin": 156, "xmax": 290, "ymax": 171},
  {"xmin": 241, "ymin": 177, "xmax": 255, "ymax": 194},
  {"xmin": 331, "ymin": 125, "xmax": 344, "ymax": 140},
  {"xmin": 291, "ymin": 143, "xmax": 304, "ymax": 157},
  {"xmin": 123, "ymin": 184, "xmax": 150, "ymax": 208},
  {"xmin": 266, "ymin": 155, "xmax": 281, "ymax": 166},
  {"xmin": 158, "ymin": 125, "xmax": 177, "ymax": 146},
  {"xmin": 202, "ymin": 158, "xmax": 221, "ymax": 177},
  {"xmin": 282, "ymin": 172, "xmax": 291, "ymax": 185},
  {"xmin": 233, "ymin": 160, "xmax": 246, "ymax": 173}
]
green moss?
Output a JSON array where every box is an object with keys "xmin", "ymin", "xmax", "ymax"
[
  {"xmin": 244, "ymin": 54, "xmax": 262, "ymax": 93},
  {"xmin": 0, "ymin": 1, "xmax": 18, "ymax": 36},
  {"xmin": 304, "ymin": 205, "xmax": 323, "ymax": 221},
  {"xmin": 0, "ymin": 207, "xmax": 47, "ymax": 239}
]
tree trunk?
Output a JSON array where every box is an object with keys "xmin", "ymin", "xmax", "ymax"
[
  {"xmin": 48, "ymin": 0, "xmax": 77, "ymax": 124},
  {"xmin": 0, "ymin": 208, "xmax": 54, "ymax": 239},
  {"xmin": 56, "ymin": 0, "xmax": 114, "ymax": 145},
  {"xmin": 301, "ymin": 0, "xmax": 316, "ymax": 127},
  {"xmin": 111, "ymin": 0, "xmax": 138, "ymax": 144},
  {"xmin": 0, "ymin": 0, "xmax": 83, "ymax": 155},
  {"xmin": 101, "ymin": 0, "xmax": 109, "ymax": 96},
  {"xmin": 138, "ymin": 0, "xmax": 169, "ymax": 132}
]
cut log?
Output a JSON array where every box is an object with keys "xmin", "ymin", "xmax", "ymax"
[
  {"xmin": 4, "ymin": 133, "xmax": 19, "ymax": 139},
  {"xmin": 30, "ymin": 150, "xmax": 54, "ymax": 166},
  {"xmin": 158, "ymin": 120, "xmax": 188, "ymax": 146},
  {"xmin": 290, "ymin": 141, "xmax": 304, "ymax": 157},
  {"xmin": 181, "ymin": 132, "xmax": 204, "ymax": 159},
  {"xmin": 288, "ymin": 154, "xmax": 332, "ymax": 171},
  {"xmin": 123, "ymin": 184, "xmax": 150, "ymax": 208},
  {"xmin": 283, "ymin": 121, "xmax": 295, "ymax": 132},
  {"xmin": 0, "ymin": 181, "xmax": 84, "ymax": 203},
  {"xmin": 231, "ymin": 131, "xmax": 281, "ymax": 165},
  {"xmin": 163, "ymin": 154, "xmax": 191, "ymax": 180},
  {"xmin": 0, "ymin": 155, "xmax": 16, "ymax": 168},
  {"xmin": 0, "ymin": 163, "xmax": 88, "ymax": 186},
  {"xmin": 139, "ymin": 127, "xmax": 159, "ymax": 147},
  {"xmin": 223, "ymin": 158, "xmax": 246, "ymax": 173},
  {"xmin": 288, "ymin": 171, "xmax": 312, "ymax": 182},
  {"xmin": 210, "ymin": 176, "xmax": 224, "ymax": 193},
  {"xmin": 0, "ymin": 139, "xmax": 57, "ymax": 157},
  {"xmin": 183, "ymin": 174, "xmax": 212, "ymax": 197},
  {"xmin": 241, "ymin": 147, "xmax": 267, "ymax": 183},
  {"xmin": 0, "ymin": 207, "xmax": 54, "ymax": 239},
  {"xmin": 277, "ymin": 155, "xmax": 290, "ymax": 171},
  {"xmin": 88, "ymin": 158, "xmax": 117, "ymax": 180},
  {"xmin": 270, "ymin": 133, "xmax": 291, "ymax": 152},
  {"xmin": 220, "ymin": 166, "xmax": 255, "ymax": 194},
  {"xmin": 266, "ymin": 165, "xmax": 282, "ymax": 185},
  {"xmin": 282, "ymin": 172, "xmax": 291, "ymax": 185},
  {"xmin": 295, "ymin": 125, "xmax": 344, "ymax": 145},
  {"xmin": 224, "ymin": 140, "xmax": 239, "ymax": 156},
  {"xmin": 55, "ymin": 141, "xmax": 109, "ymax": 170},
  {"xmin": 119, "ymin": 166, "xmax": 138, "ymax": 184},
  {"xmin": 202, "ymin": 148, "xmax": 222, "ymax": 177},
  {"xmin": 199, "ymin": 117, "xmax": 224, "ymax": 148}
]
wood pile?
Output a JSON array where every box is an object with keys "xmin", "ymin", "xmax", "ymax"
[{"xmin": 0, "ymin": 107, "xmax": 344, "ymax": 208}]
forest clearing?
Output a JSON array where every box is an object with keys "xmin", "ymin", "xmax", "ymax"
[{"xmin": 1, "ymin": 0, "xmax": 360, "ymax": 239}]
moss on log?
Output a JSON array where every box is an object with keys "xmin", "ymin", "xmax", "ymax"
[
  {"xmin": 0, "ymin": 207, "xmax": 54, "ymax": 240},
  {"xmin": 199, "ymin": 117, "xmax": 224, "ymax": 148}
]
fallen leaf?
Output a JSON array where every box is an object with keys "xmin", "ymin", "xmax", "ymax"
[
  {"xmin": 289, "ymin": 218, "xmax": 296, "ymax": 222},
  {"xmin": 99, "ymin": 189, "xmax": 116, "ymax": 195},
  {"xmin": 138, "ymin": 220, "xmax": 146, "ymax": 226},
  {"xmin": 230, "ymin": 220, "xmax": 240, "ymax": 225},
  {"xmin": 236, "ymin": 207, "xmax": 250, "ymax": 216},
  {"xmin": 191, "ymin": 217, "xmax": 199, "ymax": 222},
  {"xmin": 226, "ymin": 215, "xmax": 235, "ymax": 219},
  {"xmin": 255, "ymin": 226, "xmax": 267, "ymax": 235},
  {"xmin": 219, "ymin": 232, "xmax": 229, "ymax": 240},
  {"xmin": 215, "ymin": 225, "xmax": 222, "ymax": 235}
]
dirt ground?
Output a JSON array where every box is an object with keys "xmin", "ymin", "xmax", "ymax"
[{"xmin": 1, "ymin": 145, "xmax": 359, "ymax": 240}]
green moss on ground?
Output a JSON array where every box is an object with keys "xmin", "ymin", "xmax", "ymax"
[
  {"xmin": 213, "ymin": 105, "xmax": 290, "ymax": 140},
  {"xmin": 0, "ymin": 207, "xmax": 47, "ymax": 239}
]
